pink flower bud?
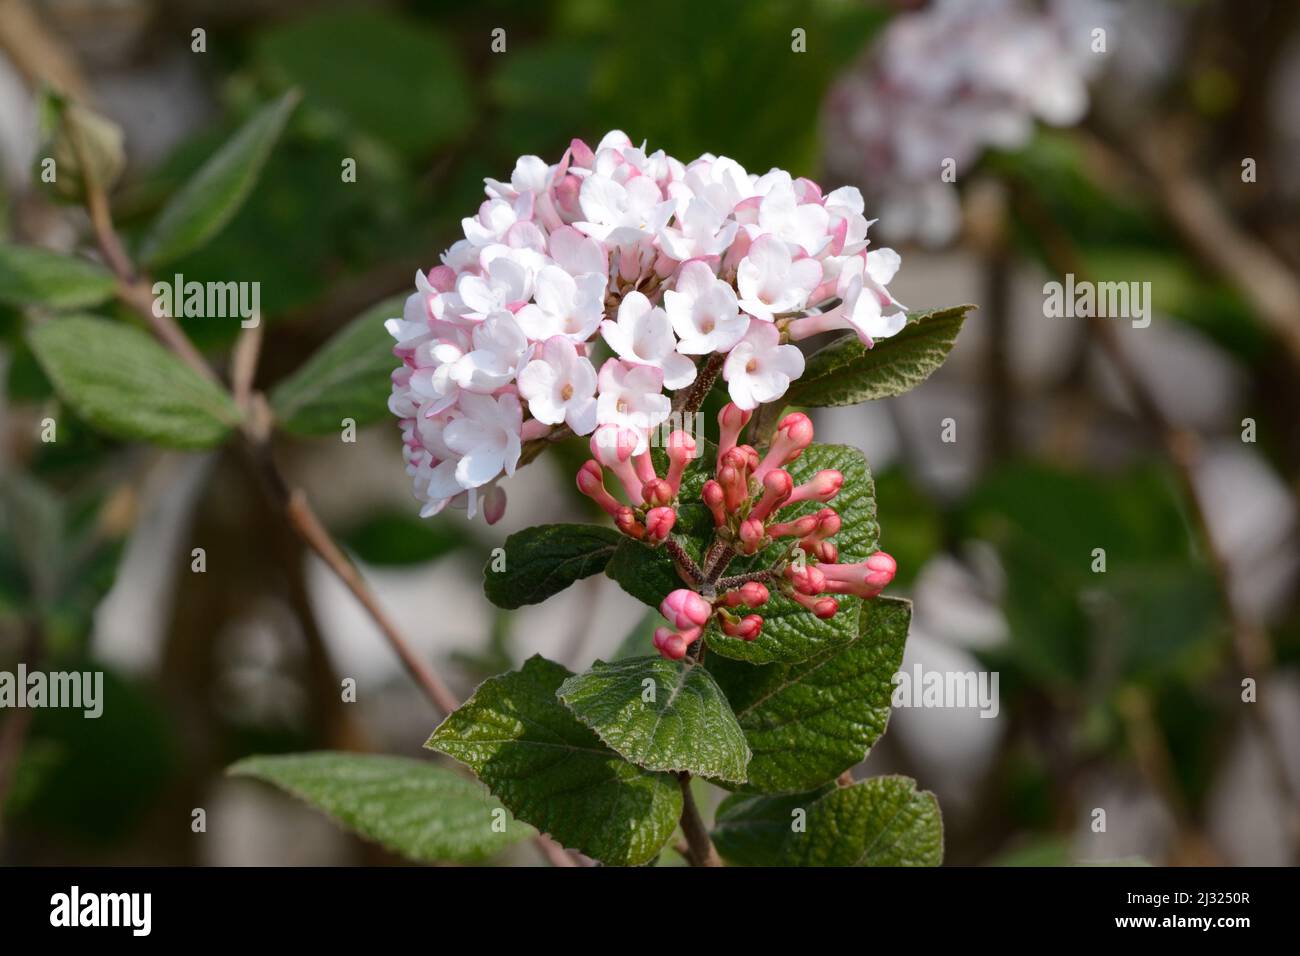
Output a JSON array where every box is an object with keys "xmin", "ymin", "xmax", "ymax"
[
  {"xmin": 665, "ymin": 430, "xmax": 697, "ymax": 496},
  {"xmin": 749, "ymin": 469, "xmax": 793, "ymax": 522},
  {"xmin": 738, "ymin": 517, "xmax": 767, "ymax": 555},
  {"xmin": 642, "ymin": 478, "xmax": 674, "ymax": 508},
  {"xmin": 661, "ymin": 589, "xmax": 712, "ymax": 630},
  {"xmin": 723, "ymin": 582, "xmax": 770, "ymax": 608},
  {"xmin": 810, "ymin": 540, "xmax": 838, "ymax": 564},
  {"xmin": 615, "ymin": 506, "xmax": 645, "ymax": 540},
  {"xmin": 644, "ymin": 506, "xmax": 677, "ymax": 543},
  {"xmin": 576, "ymin": 460, "xmax": 622, "ymax": 517},
  {"xmin": 702, "ymin": 480, "xmax": 727, "ymax": 527},
  {"xmin": 722, "ymin": 613, "xmax": 763, "ymax": 641},
  {"xmin": 718, "ymin": 464, "xmax": 748, "ymax": 513},
  {"xmin": 633, "ymin": 450, "xmax": 658, "ymax": 485},
  {"xmin": 753, "ymin": 413, "xmax": 815, "ymax": 482},
  {"xmin": 821, "ymin": 551, "xmax": 898, "ymax": 598},
  {"xmin": 483, "ymin": 485, "xmax": 507, "ymax": 526},
  {"xmin": 786, "ymin": 563, "xmax": 827, "ymax": 595},
  {"xmin": 768, "ymin": 513, "xmax": 819, "ymax": 539},
  {"xmin": 653, "ymin": 627, "xmax": 689, "ymax": 661},
  {"xmin": 591, "ymin": 425, "xmax": 644, "ymax": 504},
  {"xmin": 787, "ymin": 469, "xmax": 843, "ymax": 506},
  {"xmin": 717, "ymin": 403, "xmax": 752, "ymax": 462},
  {"xmin": 568, "ymin": 137, "xmax": 595, "ymax": 169},
  {"xmin": 863, "ymin": 551, "xmax": 897, "ymax": 589}
]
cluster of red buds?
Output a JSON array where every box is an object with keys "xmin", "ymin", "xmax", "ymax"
[
  {"xmin": 644, "ymin": 403, "xmax": 897, "ymax": 661},
  {"xmin": 576, "ymin": 423, "xmax": 698, "ymax": 543}
]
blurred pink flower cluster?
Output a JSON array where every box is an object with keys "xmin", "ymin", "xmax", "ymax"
[
  {"xmin": 823, "ymin": 0, "xmax": 1107, "ymax": 246},
  {"xmin": 387, "ymin": 131, "xmax": 906, "ymax": 521}
]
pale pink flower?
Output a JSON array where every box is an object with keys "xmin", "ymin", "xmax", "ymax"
[
  {"xmin": 663, "ymin": 260, "xmax": 747, "ymax": 354},
  {"xmin": 722, "ymin": 321, "xmax": 805, "ymax": 410},
  {"xmin": 736, "ymin": 234, "xmax": 822, "ymax": 321},
  {"xmin": 516, "ymin": 336, "xmax": 598, "ymax": 435},
  {"xmin": 599, "ymin": 291, "xmax": 696, "ymax": 389}
]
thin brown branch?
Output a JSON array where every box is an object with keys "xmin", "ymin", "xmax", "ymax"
[
  {"xmin": 677, "ymin": 773, "xmax": 722, "ymax": 867},
  {"xmin": 1014, "ymin": 183, "xmax": 1300, "ymax": 858},
  {"xmin": 1081, "ymin": 125, "xmax": 1300, "ymax": 369}
]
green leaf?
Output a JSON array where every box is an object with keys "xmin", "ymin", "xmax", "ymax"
[
  {"xmin": 139, "ymin": 91, "xmax": 300, "ymax": 267},
  {"xmin": 602, "ymin": 501, "xmax": 711, "ymax": 608},
  {"xmin": 557, "ymin": 656, "xmax": 751, "ymax": 783},
  {"xmin": 0, "ymin": 244, "xmax": 117, "ymax": 310},
  {"xmin": 254, "ymin": 9, "xmax": 472, "ymax": 158},
  {"xmin": 27, "ymin": 315, "xmax": 240, "ymax": 449},
  {"xmin": 784, "ymin": 304, "xmax": 975, "ymax": 407},
  {"xmin": 706, "ymin": 443, "xmax": 879, "ymax": 664},
  {"xmin": 710, "ymin": 596, "xmax": 911, "ymax": 793},
  {"xmin": 229, "ymin": 752, "xmax": 530, "ymax": 864},
  {"xmin": 713, "ymin": 776, "xmax": 943, "ymax": 866},
  {"xmin": 426, "ymin": 656, "xmax": 682, "ymax": 866},
  {"xmin": 270, "ymin": 296, "xmax": 403, "ymax": 436},
  {"xmin": 483, "ymin": 523, "xmax": 622, "ymax": 610}
]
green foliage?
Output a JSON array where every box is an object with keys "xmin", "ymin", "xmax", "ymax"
[
  {"xmin": 710, "ymin": 596, "xmax": 911, "ymax": 793},
  {"xmin": 270, "ymin": 296, "xmax": 404, "ymax": 435},
  {"xmin": 140, "ymin": 91, "xmax": 301, "ymax": 267},
  {"xmin": 784, "ymin": 305, "xmax": 975, "ymax": 408},
  {"xmin": 483, "ymin": 523, "xmax": 622, "ymax": 609},
  {"xmin": 340, "ymin": 510, "xmax": 464, "ymax": 567},
  {"xmin": 253, "ymin": 9, "xmax": 472, "ymax": 159},
  {"xmin": 229, "ymin": 752, "xmax": 531, "ymax": 863},
  {"xmin": 426, "ymin": 656, "xmax": 682, "ymax": 866},
  {"xmin": 713, "ymin": 776, "xmax": 943, "ymax": 866},
  {"xmin": 557, "ymin": 656, "xmax": 751, "ymax": 783},
  {"xmin": 27, "ymin": 315, "xmax": 241, "ymax": 449},
  {"xmin": 0, "ymin": 244, "xmax": 116, "ymax": 310}
]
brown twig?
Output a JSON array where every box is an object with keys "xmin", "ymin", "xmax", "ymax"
[
  {"xmin": 71, "ymin": 150, "xmax": 584, "ymax": 867},
  {"xmin": 0, "ymin": 616, "xmax": 43, "ymax": 834},
  {"xmin": 677, "ymin": 773, "xmax": 722, "ymax": 867},
  {"xmin": 1014, "ymin": 183, "xmax": 1300, "ymax": 858}
]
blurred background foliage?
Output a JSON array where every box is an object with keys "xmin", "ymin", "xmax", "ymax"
[{"xmin": 0, "ymin": 0, "xmax": 1298, "ymax": 866}]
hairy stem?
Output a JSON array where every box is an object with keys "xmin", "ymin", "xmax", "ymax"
[
  {"xmin": 674, "ymin": 352, "xmax": 726, "ymax": 415},
  {"xmin": 665, "ymin": 539, "xmax": 705, "ymax": 586}
]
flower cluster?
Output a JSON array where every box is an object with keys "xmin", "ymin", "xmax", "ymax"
[
  {"xmin": 822, "ymin": 0, "xmax": 1107, "ymax": 246},
  {"xmin": 387, "ymin": 131, "xmax": 907, "ymax": 520},
  {"xmin": 616, "ymin": 404, "xmax": 897, "ymax": 661}
]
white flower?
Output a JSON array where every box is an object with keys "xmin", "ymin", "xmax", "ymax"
[
  {"xmin": 663, "ymin": 260, "xmax": 747, "ymax": 354},
  {"xmin": 443, "ymin": 392, "xmax": 524, "ymax": 488},
  {"xmin": 838, "ymin": 249, "xmax": 907, "ymax": 338},
  {"xmin": 657, "ymin": 198, "xmax": 739, "ymax": 261},
  {"xmin": 517, "ymin": 336, "xmax": 598, "ymax": 435},
  {"xmin": 450, "ymin": 312, "xmax": 531, "ymax": 393},
  {"xmin": 456, "ymin": 256, "xmax": 532, "ymax": 321},
  {"xmin": 513, "ymin": 265, "xmax": 606, "ymax": 342},
  {"xmin": 595, "ymin": 358, "xmax": 671, "ymax": 453},
  {"xmin": 462, "ymin": 193, "xmax": 535, "ymax": 247},
  {"xmin": 599, "ymin": 291, "xmax": 696, "ymax": 389},
  {"xmin": 722, "ymin": 321, "xmax": 806, "ymax": 410},
  {"xmin": 547, "ymin": 225, "xmax": 608, "ymax": 280},
  {"xmin": 576, "ymin": 173, "xmax": 672, "ymax": 244},
  {"xmin": 754, "ymin": 179, "xmax": 831, "ymax": 256},
  {"xmin": 736, "ymin": 234, "xmax": 822, "ymax": 320},
  {"xmin": 408, "ymin": 329, "xmax": 470, "ymax": 413}
]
